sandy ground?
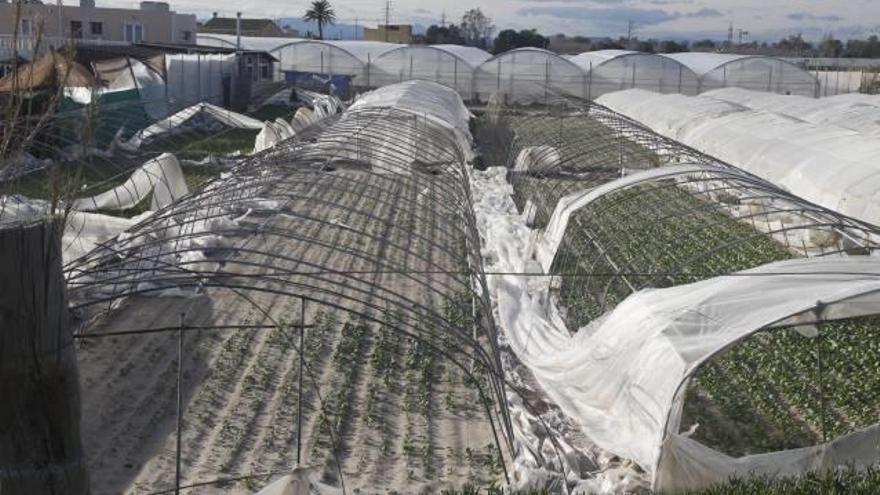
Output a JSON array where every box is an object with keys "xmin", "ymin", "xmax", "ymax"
[{"xmin": 75, "ymin": 169, "xmax": 501, "ymax": 494}]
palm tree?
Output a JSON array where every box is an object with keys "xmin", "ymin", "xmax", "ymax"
[{"xmin": 303, "ymin": 0, "xmax": 336, "ymax": 40}]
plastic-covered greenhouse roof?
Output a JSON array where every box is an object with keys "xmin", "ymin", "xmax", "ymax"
[
  {"xmin": 311, "ymin": 40, "xmax": 400, "ymax": 63},
  {"xmin": 347, "ymin": 80, "xmax": 473, "ymax": 155},
  {"xmin": 703, "ymin": 88, "xmax": 880, "ymax": 136},
  {"xmin": 414, "ymin": 44, "xmax": 492, "ymax": 68},
  {"xmin": 568, "ymin": 49, "xmax": 700, "ymax": 96},
  {"xmin": 597, "ymin": 88, "xmax": 880, "ymax": 227},
  {"xmin": 474, "ymin": 47, "xmax": 586, "ymax": 102},
  {"xmin": 662, "ymin": 52, "xmax": 758, "ymax": 75},
  {"xmin": 568, "ymin": 49, "xmax": 638, "ymax": 67},
  {"xmin": 369, "ymin": 45, "xmax": 491, "ymax": 96},
  {"xmin": 664, "ymin": 52, "xmax": 818, "ymax": 96},
  {"xmin": 195, "ymin": 34, "xmax": 304, "ymax": 52}
]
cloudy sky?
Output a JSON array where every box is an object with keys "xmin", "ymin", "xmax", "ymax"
[{"xmin": 113, "ymin": 0, "xmax": 879, "ymax": 41}]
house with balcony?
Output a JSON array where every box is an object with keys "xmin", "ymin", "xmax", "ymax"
[{"xmin": 0, "ymin": 0, "xmax": 197, "ymax": 60}]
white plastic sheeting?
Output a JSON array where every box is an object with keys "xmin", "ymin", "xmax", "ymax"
[
  {"xmin": 513, "ymin": 146, "xmax": 561, "ymax": 173},
  {"xmin": 597, "ymin": 89, "xmax": 880, "ymax": 227},
  {"xmin": 703, "ymin": 87, "xmax": 880, "ymax": 136},
  {"xmin": 348, "ymin": 79, "xmax": 471, "ymax": 137},
  {"xmin": 165, "ymin": 54, "xmax": 236, "ymax": 107},
  {"xmin": 269, "ymin": 40, "xmax": 399, "ymax": 84},
  {"xmin": 474, "ymin": 48, "xmax": 586, "ymax": 103},
  {"xmin": 470, "ymin": 166, "xmax": 648, "ymax": 492},
  {"xmin": 343, "ymin": 80, "xmax": 474, "ymax": 173},
  {"xmin": 0, "ymin": 196, "xmax": 150, "ymax": 265},
  {"xmin": 252, "ymin": 93, "xmax": 342, "ymax": 154},
  {"xmin": 569, "ymin": 50, "xmax": 699, "ymax": 97},
  {"xmin": 120, "ymin": 102, "xmax": 264, "ymax": 150},
  {"xmin": 371, "ymin": 45, "xmax": 491, "ymax": 96},
  {"xmin": 514, "ymin": 256, "xmax": 880, "ymax": 492},
  {"xmin": 474, "ymin": 163, "xmax": 880, "ymax": 492},
  {"xmin": 196, "ymin": 34, "xmax": 304, "ymax": 52},
  {"xmin": 253, "ymin": 467, "xmax": 341, "ymax": 495},
  {"xmin": 73, "ymin": 153, "xmax": 188, "ymax": 211},
  {"xmin": 664, "ymin": 53, "xmax": 819, "ymax": 96}
]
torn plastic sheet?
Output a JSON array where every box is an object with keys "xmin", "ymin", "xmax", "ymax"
[
  {"xmin": 514, "ymin": 146, "xmax": 561, "ymax": 173},
  {"xmin": 470, "ymin": 166, "xmax": 880, "ymax": 493},
  {"xmin": 72, "ymin": 153, "xmax": 188, "ymax": 212},
  {"xmin": 469, "ymin": 167, "xmax": 648, "ymax": 493},
  {"xmin": 119, "ymin": 102, "xmax": 264, "ymax": 151},
  {"xmin": 0, "ymin": 195, "xmax": 151, "ymax": 266}
]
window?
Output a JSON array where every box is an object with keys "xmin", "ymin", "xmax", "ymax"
[
  {"xmin": 181, "ymin": 30, "xmax": 192, "ymax": 41},
  {"xmin": 20, "ymin": 19, "xmax": 32, "ymax": 37},
  {"xmin": 260, "ymin": 60, "xmax": 270, "ymax": 80},
  {"xmin": 246, "ymin": 57, "xmax": 255, "ymax": 82},
  {"xmin": 90, "ymin": 22, "xmax": 103, "ymax": 35},
  {"xmin": 70, "ymin": 21, "xmax": 83, "ymax": 39},
  {"xmin": 124, "ymin": 23, "xmax": 144, "ymax": 43}
]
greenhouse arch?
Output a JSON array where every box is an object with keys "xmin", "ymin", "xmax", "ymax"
[
  {"xmin": 370, "ymin": 44, "xmax": 491, "ymax": 97},
  {"xmin": 664, "ymin": 52, "xmax": 820, "ymax": 96},
  {"xmin": 655, "ymin": 279, "xmax": 880, "ymax": 492},
  {"xmin": 268, "ymin": 40, "xmax": 398, "ymax": 89},
  {"xmin": 569, "ymin": 50, "xmax": 700, "ymax": 98},
  {"xmin": 473, "ymin": 47, "xmax": 586, "ymax": 103}
]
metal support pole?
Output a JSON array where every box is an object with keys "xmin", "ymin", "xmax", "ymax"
[
  {"xmin": 175, "ymin": 312, "xmax": 185, "ymax": 495},
  {"xmin": 235, "ymin": 12, "xmax": 241, "ymax": 52},
  {"xmin": 453, "ymin": 57, "xmax": 458, "ymax": 93},
  {"xmin": 587, "ymin": 61, "xmax": 593, "ymax": 100},
  {"xmin": 814, "ymin": 303, "xmax": 827, "ymax": 443},
  {"xmin": 678, "ymin": 65, "xmax": 683, "ymax": 94},
  {"xmin": 296, "ymin": 298, "xmax": 306, "ymax": 465}
]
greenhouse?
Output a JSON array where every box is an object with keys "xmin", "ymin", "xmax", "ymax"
[
  {"xmin": 665, "ymin": 52, "xmax": 820, "ymax": 96},
  {"xmin": 568, "ymin": 50, "xmax": 699, "ymax": 98},
  {"xmin": 370, "ymin": 44, "xmax": 491, "ymax": 97},
  {"xmin": 596, "ymin": 89, "xmax": 880, "ymax": 227},
  {"xmin": 703, "ymin": 87, "xmax": 880, "ymax": 136},
  {"xmin": 195, "ymin": 33, "xmax": 304, "ymax": 52},
  {"xmin": 473, "ymin": 47, "xmax": 586, "ymax": 103},
  {"xmin": 196, "ymin": 35, "xmax": 399, "ymax": 89},
  {"xmin": 486, "ymin": 101, "xmax": 880, "ymax": 492}
]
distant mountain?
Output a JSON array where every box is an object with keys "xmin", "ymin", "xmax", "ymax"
[{"xmin": 276, "ymin": 18, "xmax": 428, "ymax": 41}]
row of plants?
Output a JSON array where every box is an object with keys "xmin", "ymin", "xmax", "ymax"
[
  {"xmin": 552, "ymin": 182, "xmax": 792, "ymax": 328},
  {"xmin": 311, "ymin": 317, "xmax": 372, "ymax": 459},
  {"xmin": 687, "ymin": 464, "xmax": 880, "ymax": 495}
]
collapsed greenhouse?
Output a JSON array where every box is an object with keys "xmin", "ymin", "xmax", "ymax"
[
  {"xmin": 2, "ymin": 51, "xmax": 880, "ymax": 494},
  {"xmin": 483, "ymin": 99, "xmax": 880, "ymax": 492}
]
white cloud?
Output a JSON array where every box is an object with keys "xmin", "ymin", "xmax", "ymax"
[{"xmin": 115, "ymin": 0, "xmax": 880, "ymax": 40}]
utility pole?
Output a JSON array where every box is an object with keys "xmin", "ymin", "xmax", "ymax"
[
  {"xmin": 440, "ymin": 11, "xmax": 446, "ymax": 28},
  {"xmin": 626, "ymin": 20, "xmax": 634, "ymax": 43},
  {"xmin": 354, "ymin": 16, "xmax": 359, "ymax": 40},
  {"xmin": 384, "ymin": 0, "xmax": 391, "ymax": 42},
  {"xmin": 727, "ymin": 21, "xmax": 734, "ymax": 49}
]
